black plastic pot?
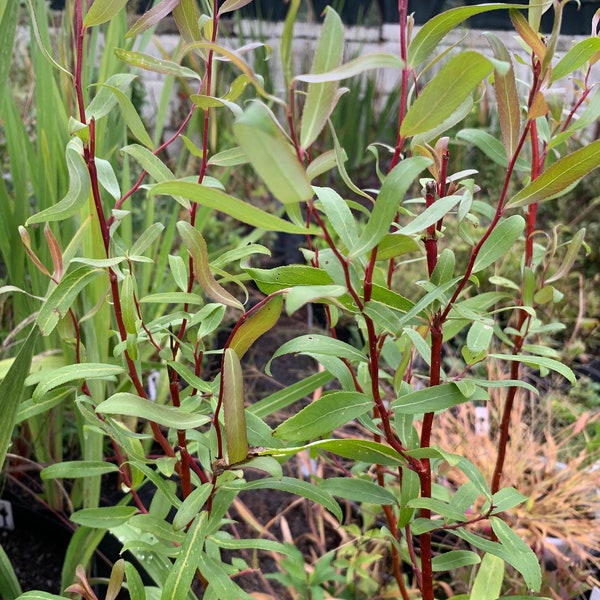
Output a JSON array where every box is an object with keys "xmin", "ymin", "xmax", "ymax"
[
  {"xmin": 311, "ymin": 0, "xmax": 373, "ymax": 25},
  {"xmin": 379, "ymin": 0, "xmax": 446, "ymax": 25}
]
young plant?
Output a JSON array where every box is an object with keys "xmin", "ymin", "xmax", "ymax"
[{"xmin": 0, "ymin": 0, "xmax": 599, "ymax": 599}]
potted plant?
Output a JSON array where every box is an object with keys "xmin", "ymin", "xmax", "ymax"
[{"xmin": 1, "ymin": 0, "xmax": 599, "ymax": 598}]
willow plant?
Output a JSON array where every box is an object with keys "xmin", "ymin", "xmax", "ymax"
[{"xmin": 1, "ymin": 0, "xmax": 599, "ymax": 599}]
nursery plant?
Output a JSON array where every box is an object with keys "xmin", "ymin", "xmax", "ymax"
[{"xmin": 1, "ymin": 0, "xmax": 599, "ymax": 599}]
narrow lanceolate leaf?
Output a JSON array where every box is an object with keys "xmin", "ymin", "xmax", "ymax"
[
  {"xmin": 172, "ymin": 0, "xmax": 201, "ymax": 43},
  {"xmin": 490, "ymin": 516, "xmax": 542, "ymax": 591},
  {"xmin": 295, "ymin": 52, "xmax": 405, "ymax": 83},
  {"xmin": 266, "ymin": 335, "xmax": 366, "ymax": 375},
  {"xmin": 234, "ymin": 102, "xmax": 313, "ymax": 205},
  {"xmin": 408, "ymin": 3, "xmax": 523, "ymax": 66},
  {"xmin": 238, "ymin": 477, "xmax": 343, "ymax": 522},
  {"xmin": 488, "ymin": 354, "xmax": 575, "ymax": 384},
  {"xmin": 431, "ymin": 550, "xmax": 480, "ymax": 572},
  {"xmin": 84, "ymin": 0, "xmax": 127, "ymax": 27},
  {"xmin": 218, "ymin": 0, "xmax": 254, "ymax": 16},
  {"xmin": 546, "ymin": 228, "xmax": 586, "ymax": 284},
  {"xmin": 163, "ymin": 513, "xmax": 207, "ymax": 600},
  {"xmin": 349, "ymin": 157, "xmax": 431, "ymax": 258},
  {"xmin": 70, "ymin": 506, "xmax": 137, "ymax": 529},
  {"xmin": 36, "ymin": 266, "xmax": 105, "ymax": 336},
  {"xmin": 222, "ymin": 348, "xmax": 248, "ymax": 465},
  {"xmin": 114, "ymin": 49, "xmax": 201, "ymax": 80},
  {"xmin": 319, "ymin": 477, "xmax": 397, "ymax": 506},
  {"xmin": 393, "ymin": 383, "xmax": 468, "ymax": 414},
  {"xmin": 258, "ymin": 438, "xmax": 405, "ymax": 468},
  {"xmin": 273, "ymin": 391, "xmax": 372, "ymax": 442},
  {"xmin": 0, "ymin": 327, "xmax": 38, "ymax": 468},
  {"xmin": 151, "ymin": 181, "xmax": 310, "ymax": 234},
  {"xmin": 401, "ymin": 52, "xmax": 497, "ymax": 137},
  {"xmin": 177, "ymin": 222, "xmax": 244, "ymax": 311},
  {"xmin": 510, "ymin": 9, "xmax": 546, "ymax": 61},
  {"xmin": 470, "ymin": 553, "xmax": 505, "ymax": 600},
  {"xmin": 507, "ymin": 140, "xmax": 600, "ymax": 207},
  {"xmin": 26, "ymin": 139, "xmax": 90, "ymax": 225},
  {"xmin": 299, "ymin": 8, "xmax": 344, "ymax": 149},
  {"xmin": 485, "ymin": 33, "xmax": 521, "ymax": 160},
  {"xmin": 473, "ymin": 215, "xmax": 525, "ymax": 273},
  {"xmin": 228, "ymin": 295, "xmax": 283, "ymax": 360},
  {"xmin": 96, "ymin": 393, "xmax": 212, "ymax": 429},
  {"xmin": 551, "ymin": 37, "xmax": 600, "ymax": 83},
  {"xmin": 103, "ymin": 85, "xmax": 154, "ymax": 149},
  {"xmin": 41, "ymin": 461, "xmax": 120, "ymax": 480},
  {"xmin": 31, "ymin": 363, "xmax": 126, "ymax": 403},
  {"xmin": 314, "ymin": 186, "xmax": 359, "ymax": 249},
  {"xmin": 126, "ymin": 0, "xmax": 180, "ymax": 38}
]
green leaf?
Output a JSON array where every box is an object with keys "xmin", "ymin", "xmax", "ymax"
[
  {"xmin": 36, "ymin": 265, "xmax": 105, "ymax": 336},
  {"xmin": 84, "ymin": 0, "xmax": 127, "ymax": 27},
  {"xmin": 177, "ymin": 222, "xmax": 244, "ymax": 311},
  {"xmin": 349, "ymin": 157, "xmax": 431, "ymax": 258},
  {"xmin": 431, "ymin": 550, "xmax": 480, "ymax": 572},
  {"xmin": 126, "ymin": 0, "xmax": 180, "ymax": 38},
  {"xmin": 151, "ymin": 181, "xmax": 309, "ymax": 234},
  {"xmin": 218, "ymin": 0, "xmax": 254, "ymax": 15},
  {"xmin": 314, "ymin": 186, "xmax": 359, "ymax": 249},
  {"xmin": 266, "ymin": 335, "xmax": 366, "ymax": 375},
  {"xmin": 401, "ymin": 52, "xmax": 497, "ymax": 137},
  {"xmin": 393, "ymin": 383, "xmax": 468, "ymax": 415},
  {"xmin": 246, "ymin": 265, "xmax": 333, "ymax": 295},
  {"xmin": 70, "ymin": 506, "xmax": 137, "ymax": 528},
  {"xmin": 249, "ymin": 370, "xmax": 334, "ymax": 419},
  {"xmin": 172, "ymin": 0, "xmax": 201, "ymax": 43},
  {"xmin": 0, "ymin": 327, "xmax": 38, "ymax": 468},
  {"xmin": 234, "ymin": 103, "xmax": 313, "ymax": 204},
  {"xmin": 473, "ymin": 215, "xmax": 525, "ymax": 273},
  {"xmin": 319, "ymin": 477, "xmax": 397, "ymax": 506},
  {"xmin": 408, "ymin": 3, "xmax": 523, "ymax": 66},
  {"xmin": 123, "ymin": 562, "xmax": 146, "ymax": 600},
  {"xmin": 489, "ymin": 487, "xmax": 528, "ymax": 514},
  {"xmin": 96, "ymin": 393, "xmax": 212, "ymax": 429},
  {"xmin": 376, "ymin": 234, "xmax": 422, "ymax": 260},
  {"xmin": 222, "ymin": 348, "xmax": 248, "ymax": 464},
  {"xmin": 466, "ymin": 321, "xmax": 494, "ymax": 353},
  {"xmin": 0, "ymin": 543, "xmax": 22, "ymax": 600},
  {"xmin": 273, "ymin": 391, "xmax": 372, "ymax": 442},
  {"xmin": 457, "ymin": 128, "xmax": 529, "ymax": 170},
  {"xmin": 162, "ymin": 513, "xmax": 207, "ymax": 600},
  {"xmin": 300, "ymin": 9, "xmax": 344, "ymax": 149},
  {"xmin": 259, "ymin": 438, "xmax": 405, "ymax": 468},
  {"xmin": 396, "ymin": 195, "xmax": 462, "ymax": 237},
  {"xmin": 15, "ymin": 594, "xmax": 68, "ymax": 600},
  {"xmin": 41, "ymin": 461, "xmax": 120, "ymax": 480},
  {"xmin": 285, "ymin": 285, "xmax": 347, "ymax": 315},
  {"xmin": 507, "ymin": 140, "xmax": 600, "ymax": 207},
  {"xmin": 172, "ymin": 485, "xmax": 212, "ymax": 531},
  {"xmin": 30, "ymin": 363, "xmax": 125, "ymax": 403},
  {"xmin": 488, "ymin": 353, "xmax": 575, "ymax": 384},
  {"xmin": 470, "ymin": 553, "xmax": 505, "ymax": 600},
  {"xmin": 236, "ymin": 477, "xmax": 343, "ymax": 522},
  {"xmin": 115, "ymin": 48, "xmax": 200, "ymax": 80},
  {"xmin": 197, "ymin": 553, "xmax": 250, "ymax": 600},
  {"xmin": 295, "ymin": 52, "xmax": 404, "ymax": 83},
  {"xmin": 229, "ymin": 295, "xmax": 283, "ymax": 359},
  {"xmin": 26, "ymin": 139, "xmax": 90, "ymax": 225},
  {"xmin": 484, "ymin": 33, "xmax": 521, "ymax": 160},
  {"xmin": 546, "ymin": 228, "xmax": 586, "ymax": 283},
  {"xmin": 490, "ymin": 516, "xmax": 541, "ymax": 591},
  {"xmin": 103, "ymin": 84, "xmax": 154, "ymax": 149}
]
